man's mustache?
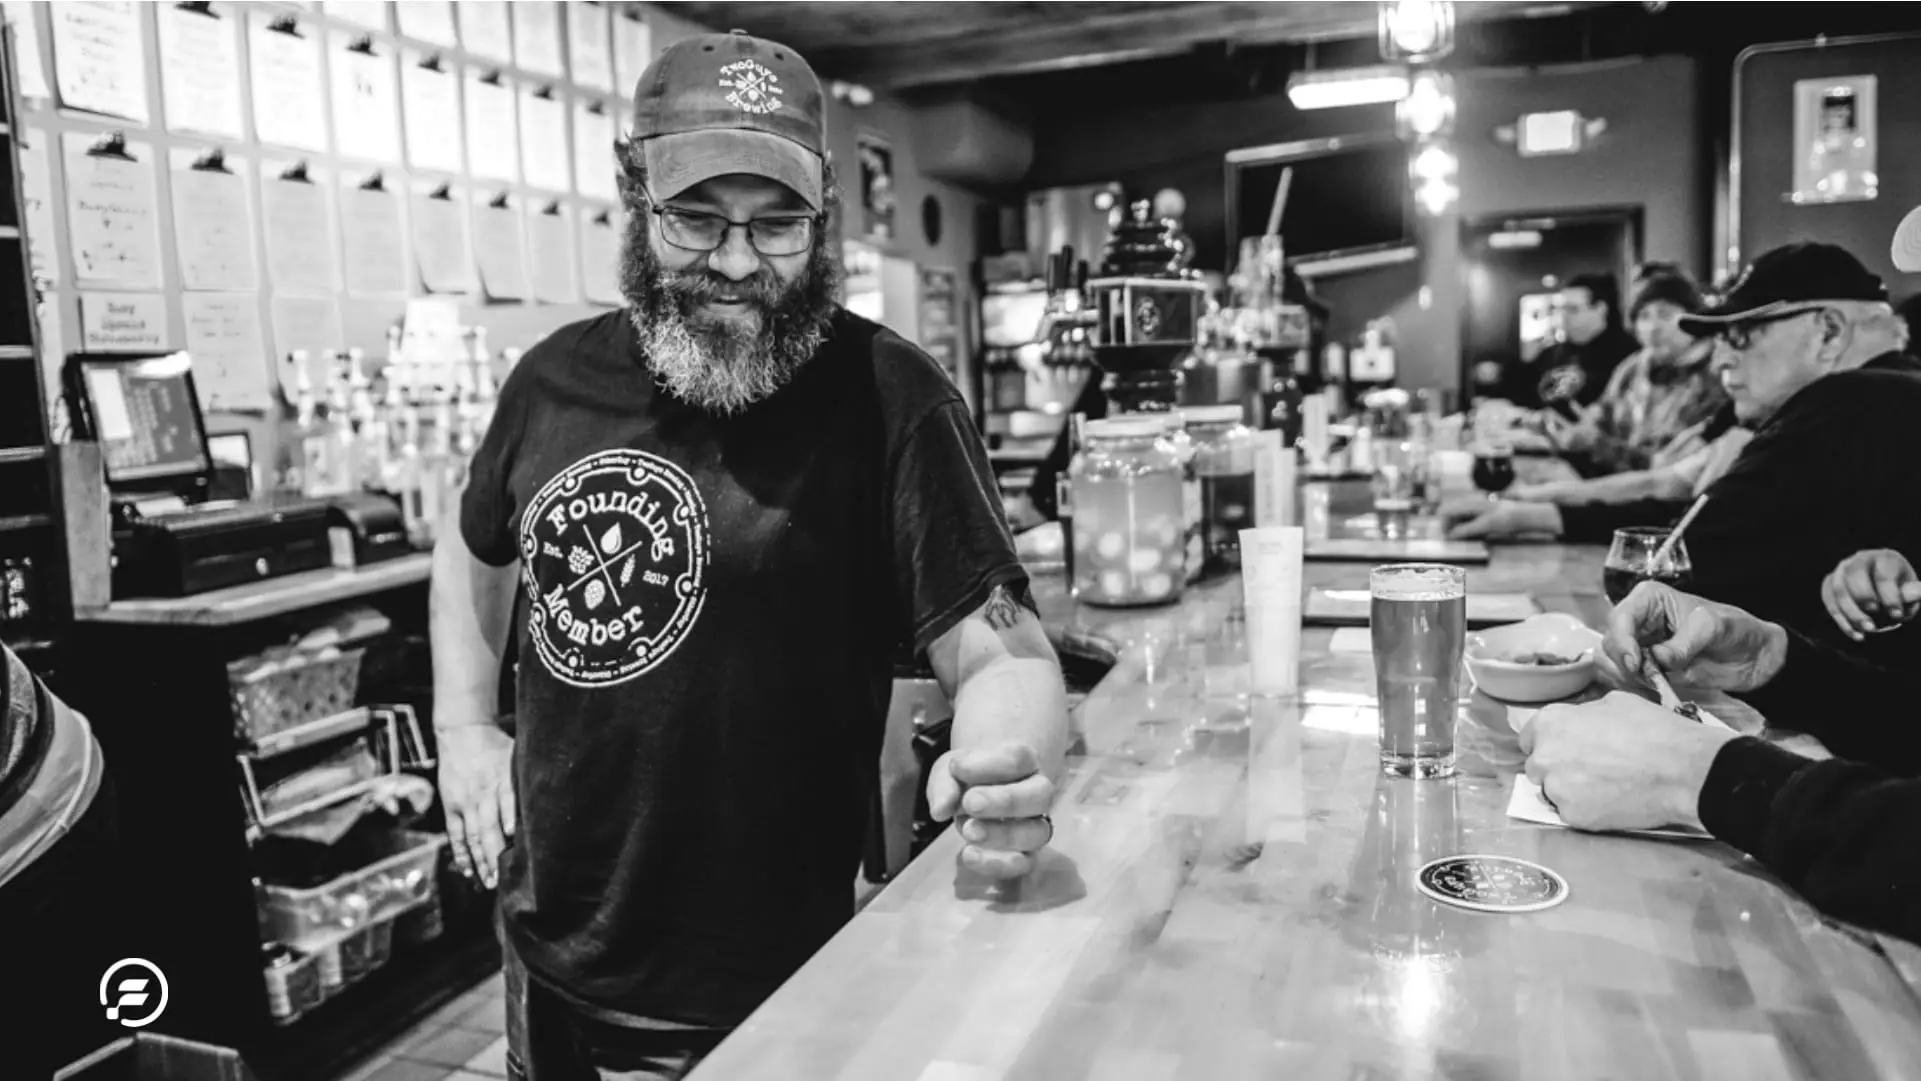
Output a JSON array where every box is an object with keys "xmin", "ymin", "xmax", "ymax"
[{"xmin": 662, "ymin": 268, "xmax": 783, "ymax": 312}]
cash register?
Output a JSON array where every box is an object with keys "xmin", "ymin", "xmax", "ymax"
[{"xmin": 64, "ymin": 351, "xmax": 336, "ymax": 598}]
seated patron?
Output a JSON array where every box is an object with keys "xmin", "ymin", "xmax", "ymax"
[
  {"xmin": 1499, "ymin": 272, "xmax": 1640, "ymax": 412},
  {"xmin": 1521, "ymin": 559, "xmax": 1921, "ymax": 943},
  {"xmin": 1, "ymin": 644, "xmax": 125, "ymax": 1080},
  {"xmin": 1444, "ymin": 243, "xmax": 1921, "ymax": 664},
  {"xmin": 1534, "ymin": 268, "xmax": 1731, "ymax": 477}
]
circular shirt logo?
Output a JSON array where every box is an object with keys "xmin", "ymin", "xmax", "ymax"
[
  {"xmin": 1133, "ymin": 297, "xmax": 1163, "ymax": 339},
  {"xmin": 520, "ymin": 449, "xmax": 711, "ymax": 688},
  {"xmin": 719, "ymin": 59, "xmax": 783, "ymax": 115},
  {"xmin": 1537, "ymin": 363, "xmax": 1587, "ymax": 405}
]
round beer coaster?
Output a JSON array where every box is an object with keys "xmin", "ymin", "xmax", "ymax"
[{"xmin": 1416, "ymin": 854, "xmax": 1569, "ymax": 913}]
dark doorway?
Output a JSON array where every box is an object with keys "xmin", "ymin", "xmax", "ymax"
[{"xmin": 1459, "ymin": 207, "xmax": 1643, "ymax": 400}]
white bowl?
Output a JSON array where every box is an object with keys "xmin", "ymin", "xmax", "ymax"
[{"xmin": 1464, "ymin": 613, "xmax": 1603, "ymax": 704}]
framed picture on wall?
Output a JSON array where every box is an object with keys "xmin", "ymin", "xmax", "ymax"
[
  {"xmin": 857, "ymin": 132, "xmax": 896, "ymax": 242},
  {"xmin": 1791, "ymin": 74, "xmax": 1878, "ymax": 205}
]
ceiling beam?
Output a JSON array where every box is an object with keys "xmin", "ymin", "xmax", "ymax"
[{"xmin": 809, "ymin": 2, "xmax": 1595, "ymax": 90}]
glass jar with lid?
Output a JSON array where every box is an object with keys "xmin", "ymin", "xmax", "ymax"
[
  {"xmin": 1183, "ymin": 405, "xmax": 1257, "ymax": 572},
  {"xmin": 1069, "ymin": 416, "xmax": 1186, "ymax": 607}
]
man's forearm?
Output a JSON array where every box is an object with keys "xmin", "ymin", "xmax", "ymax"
[
  {"xmin": 429, "ymin": 517, "xmax": 519, "ymax": 732},
  {"xmin": 950, "ymin": 654, "xmax": 1071, "ymax": 784}
]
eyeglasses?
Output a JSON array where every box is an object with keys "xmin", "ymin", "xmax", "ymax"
[
  {"xmin": 642, "ymin": 196, "xmax": 821, "ymax": 257},
  {"xmin": 1721, "ymin": 307, "xmax": 1825, "ymax": 351}
]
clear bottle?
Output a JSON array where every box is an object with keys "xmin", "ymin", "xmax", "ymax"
[
  {"xmin": 289, "ymin": 350, "xmax": 329, "ymax": 497},
  {"xmin": 1183, "ymin": 405, "xmax": 1256, "ymax": 572},
  {"xmin": 1068, "ymin": 416, "xmax": 1186, "ymax": 607},
  {"xmin": 323, "ymin": 351, "xmax": 359, "ymax": 494}
]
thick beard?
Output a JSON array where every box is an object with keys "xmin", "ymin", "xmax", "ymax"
[{"xmin": 621, "ymin": 210, "xmax": 842, "ymax": 417}]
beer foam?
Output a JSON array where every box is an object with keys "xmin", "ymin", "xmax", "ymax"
[{"xmin": 1371, "ymin": 567, "xmax": 1465, "ymax": 601}]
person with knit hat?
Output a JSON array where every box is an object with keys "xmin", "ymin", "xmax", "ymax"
[{"xmin": 1541, "ymin": 266, "xmax": 1733, "ymax": 477}]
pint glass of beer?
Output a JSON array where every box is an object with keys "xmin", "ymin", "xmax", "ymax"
[{"xmin": 1369, "ymin": 563, "xmax": 1467, "ymax": 778}]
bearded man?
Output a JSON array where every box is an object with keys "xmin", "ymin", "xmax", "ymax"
[{"xmin": 429, "ymin": 31, "xmax": 1069, "ymax": 1081}]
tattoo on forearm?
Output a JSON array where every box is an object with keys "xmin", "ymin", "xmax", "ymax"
[{"xmin": 982, "ymin": 585, "xmax": 1022, "ymax": 630}]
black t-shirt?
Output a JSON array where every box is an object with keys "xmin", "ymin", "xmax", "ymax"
[
  {"xmin": 1503, "ymin": 325, "xmax": 1639, "ymax": 411},
  {"xmin": 460, "ymin": 308, "xmax": 1029, "ymax": 1026}
]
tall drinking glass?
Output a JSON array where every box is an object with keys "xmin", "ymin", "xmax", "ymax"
[{"xmin": 1370, "ymin": 564, "xmax": 1467, "ymax": 778}]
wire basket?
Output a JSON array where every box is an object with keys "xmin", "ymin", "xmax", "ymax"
[{"xmin": 229, "ymin": 648, "xmax": 366, "ymax": 744}]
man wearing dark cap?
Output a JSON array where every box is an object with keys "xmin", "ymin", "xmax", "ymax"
[
  {"xmin": 1444, "ymin": 242, "xmax": 1921, "ymax": 663},
  {"xmin": 430, "ymin": 32, "xmax": 1069, "ymax": 1080}
]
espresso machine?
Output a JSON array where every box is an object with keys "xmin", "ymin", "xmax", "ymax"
[{"xmin": 1081, "ymin": 201, "xmax": 1208, "ymax": 412}]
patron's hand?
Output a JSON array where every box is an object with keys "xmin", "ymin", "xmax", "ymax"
[
  {"xmin": 927, "ymin": 741, "xmax": 1055, "ymax": 880},
  {"xmin": 1520, "ymin": 691, "xmax": 1738, "ymax": 832},
  {"xmin": 1822, "ymin": 548, "xmax": 1921, "ymax": 640},
  {"xmin": 1604, "ymin": 581, "xmax": 1788, "ymax": 694},
  {"xmin": 1440, "ymin": 497, "xmax": 1562, "ymax": 540},
  {"xmin": 435, "ymin": 723, "xmax": 517, "ymax": 890}
]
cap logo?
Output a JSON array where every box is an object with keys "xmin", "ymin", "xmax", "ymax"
[{"xmin": 718, "ymin": 59, "xmax": 782, "ymax": 115}]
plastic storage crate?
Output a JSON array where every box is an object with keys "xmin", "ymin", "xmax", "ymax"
[
  {"xmin": 256, "ymin": 830, "xmax": 446, "ymax": 952},
  {"xmin": 228, "ymin": 647, "xmax": 366, "ymax": 745}
]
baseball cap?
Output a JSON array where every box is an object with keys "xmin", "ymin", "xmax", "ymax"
[
  {"xmin": 631, "ymin": 30, "xmax": 826, "ymax": 211},
  {"xmin": 1894, "ymin": 204, "xmax": 1921, "ymax": 273},
  {"xmin": 1679, "ymin": 242, "xmax": 1888, "ymax": 336}
]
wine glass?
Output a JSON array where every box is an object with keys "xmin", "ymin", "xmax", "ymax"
[
  {"xmin": 1604, "ymin": 527, "xmax": 1693, "ymax": 605},
  {"xmin": 1471, "ymin": 443, "xmax": 1515, "ymax": 495}
]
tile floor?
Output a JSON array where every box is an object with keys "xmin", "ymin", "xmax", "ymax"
[{"xmin": 334, "ymin": 970, "xmax": 508, "ymax": 1081}]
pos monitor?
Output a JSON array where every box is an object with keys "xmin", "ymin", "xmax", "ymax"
[{"xmin": 63, "ymin": 351, "xmax": 214, "ymax": 499}]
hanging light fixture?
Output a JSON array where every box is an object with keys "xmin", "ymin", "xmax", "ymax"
[
  {"xmin": 1409, "ymin": 139, "xmax": 1458, "ymax": 215},
  {"xmin": 1395, "ymin": 69, "xmax": 1455, "ymax": 139},
  {"xmin": 1379, "ymin": 0, "xmax": 1456, "ymax": 64},
  {"xmin": 1287, "ymin": 64, "xmax": 1412, "ymax": 110}
]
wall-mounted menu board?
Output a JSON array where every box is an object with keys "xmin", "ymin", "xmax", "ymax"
[{"xmin": 8, "ymin": 0, "xmax": 653, "ymax": 444}]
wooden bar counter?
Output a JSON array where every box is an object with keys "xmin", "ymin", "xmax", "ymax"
[{"xmin": 692, "ymin": 504, "xmax": 1921, "ymax": 1080}]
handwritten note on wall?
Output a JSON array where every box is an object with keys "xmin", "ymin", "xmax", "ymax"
[
  {"xmin": 573, "ymin": 101, "xmax": 617, "ymax": 201},
  {"xmin": 332, "ymin": 32, "xmax": 403, "ymax": 162},
  {"xmin": 402, "ymin": 52, "xmax": 464, "ymax": 174},
  {"xmin": 472, "ymin": 196, "xmax": 528, "ymax": 301},
  {"xmin": 157, "ymin": 2, "xmax": 245, "ymax": 139},
  {"xmin": 569, "ymin": 3, "xmax": 615, "ymax": 92},
  {"xmin": 80, "ymin": 291, "xmax": 173, "ymax": 352},
  {"xmin": 341, "ymin": 179, "xmax": 409, "ymax": 296},
  {"xmin": 250, "ymin": 14, "xmax": 329, "ymax": 153},
  {"xmin": 614, "ymin": 12, "xmax": 654, "ymax": 99},
  {"xmin": 465, "ymin": 72, "xmax": 520, "ymax": 183},
  {"xmin": 181, "ymin": 293, "xmax": 273, "ymax": 411},
  {"xmin": 459, "ymin": 1, "xmax": 512, "ymax": 64},
  {"xmin": 580, "ymin": 210, "xmax": 622, "ymax": 306},
  {"xmin": 412, "ymin": 183, "xmax": 476, "ymax": 294},
  {"xmin": 62, "ymin": 133, "xmax": 163, "ymax": 289},
  {"xmin": 511, "ymin": 1, "xmax": 564, "ymax": 78},
  {"xmin": 395, "ymin": 1, "xmax": 458, "ymax": 48},
  {"xmin": 261, "ymin": 165, "xmax": 341, "ymax": 293},
  {"xmin": 270, "ymin": 296, "xmax": 346, "ymax": 393},
  {"xmin": 519, "ymin": 86, "xmax": 571, "ymax": 192},
  {"xmin": 49, "ymin": 1, "xmax": 149, "ymax": 123},
  {"xmin": 169, "ymin": 150, "xmax": 258, "ymax": 291},
  {"xmin": 528, "ymin": 204, "xmax": 579, "ymax": 304}
]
